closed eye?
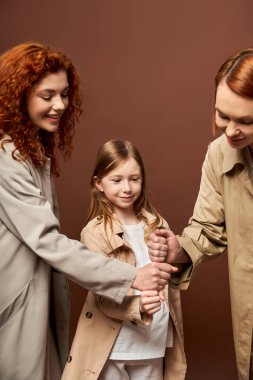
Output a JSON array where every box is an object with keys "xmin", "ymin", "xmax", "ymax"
[
  {"xmin": 217, "ymin": 111, "xmax": 229, "ymax": 120},
  {"xmin": 131, "ymin": 177, "xmax": 141, "ymax": 182},
  {"xmin": 40, "ymin": 95, "xmax": 51, "ymax": 101},
  {"xmin": 238, "ymin": 119, "xmax": 253, "ymax": 125}
]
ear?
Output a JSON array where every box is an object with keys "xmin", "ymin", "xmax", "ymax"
[{"xmin": 93, "ymin": 176, "xmax": 104, "ymax": 192}]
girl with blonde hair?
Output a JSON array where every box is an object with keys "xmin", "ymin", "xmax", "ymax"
[{"xmin": 63, "ymin": 140, "xmax": 186, "ymax": 380}]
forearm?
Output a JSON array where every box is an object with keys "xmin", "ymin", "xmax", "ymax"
[
  {"xmin": 170, "ymin": 232, "xmax": 226, "ymax": 290},
  {"xmin": 172, "ymin": 246, "xmax": 191, "ymax": 264}
]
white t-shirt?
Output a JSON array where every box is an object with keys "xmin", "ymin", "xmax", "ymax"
[{"xmin": 109, "ymin": 221, "xmax": 173, "ymax": 360}]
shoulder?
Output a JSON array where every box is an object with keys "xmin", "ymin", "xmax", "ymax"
[
  {"xmin": 206, "ymin": 134, "xmax": 245, "ymax": 174},
  {"xmin": 141, "ymin": 208, "xmax": 169, "ymax": 229},
  {"xmin": 208, "ymin": 134, "xmax": 225, "ymax": 152},
  {"xmin": 82, "ymin": 217, "xmax": 104, "ymax": 235},
  {"xmin": 0, "ymin": 138, "xmax": 27, "ymax": 165},
  {"xmin": 204, "ymin": 135, "xmax": 226, "ymax": 162},
  {"xmin": 0, "ymin": 139, "xmax": 32, "ymax": 182},
  {"xmin": 80, "ymin": 217, "xmax": 109, "ymax": 252},
  {"xmin": 0, "ymin": 139, "xmax": 16, "ymax": 158},
  {"xmin": 80, "ymin": 217, "xmax": 127, "ymax": 255},
  {"xmin": 207, "ymin": 134, "xmax": 237, "ymax": 162}
]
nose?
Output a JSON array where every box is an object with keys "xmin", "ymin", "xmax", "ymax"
[
  {"xmin": 225, "ymin": 121, "xmax": 240, "ymax": 138},
  {"xmin": 52, "ymin": 95, "xmax": 66, "ymax": 112},
  {"xmin": 122, "ymin": 180, "xmax": 131, "ymax": 193}
]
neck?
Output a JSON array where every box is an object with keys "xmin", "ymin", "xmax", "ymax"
[{"xmin": 114, "ymin": 208, "xmax": 139, "ymax": 225}]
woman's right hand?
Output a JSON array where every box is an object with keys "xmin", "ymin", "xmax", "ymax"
[{"xmin": 148, "ymin": 229, "xmax": 183, "ymax": 263}]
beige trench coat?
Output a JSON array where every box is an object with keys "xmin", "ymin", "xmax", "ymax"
[
  {"xmin": 173, "ymin": 134, "xmax": 253, "ymax": 380},
  {"xmin": 0, "ymin": 141, "xmax": 137, "ymax": 380},
  {"xmin": 62, "ymin": 211, "xmax": 186, "ymax": 380}
]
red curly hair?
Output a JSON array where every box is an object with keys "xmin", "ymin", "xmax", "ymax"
[
  {"xmin": 212, "ymin": 47, "xmax": 253, "ymax": 136},
  {"xmin": 0, "ymin": 41, "xmax": 82, "ymax": 175}
]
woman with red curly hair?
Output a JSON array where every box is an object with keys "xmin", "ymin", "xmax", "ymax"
[{"xmin": 0, "ymin": 42, "xmax": 173, "ymax": 380}]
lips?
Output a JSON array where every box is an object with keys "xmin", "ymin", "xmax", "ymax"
[
  {"xmin": 227, "ymin": 137, "xmax": 243, "ymax": 142},
  {"xmin": 226, "ymin": 136, "xmax": 244, "ymax": 145},
  {"xmin": 46, "ymin": 114, "xmax": 61, "ymax": 123},
  {"xmin": 46, "ymin": 114, "xmax": 61, "ymax": 119}
]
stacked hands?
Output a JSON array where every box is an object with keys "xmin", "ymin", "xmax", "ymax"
[{"xmin": 133, "ymin": 229, "xmax": 182, "ymax": 316}]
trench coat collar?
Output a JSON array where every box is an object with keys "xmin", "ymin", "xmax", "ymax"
[
  {"xmin": 220, "ymin": 133, "xmax": 247, "ymax": 174},
  {"xmin": 102, "ymin": 209, "xmax": 157, "ymax": 252}
]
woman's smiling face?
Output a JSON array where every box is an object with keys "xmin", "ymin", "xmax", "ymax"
[
  {"xmin": 215, "ymin": 80, "xmax": 253, "ymax": 151},
  {"xmin": 26, "ymin": 70, "xmax": 69, "ymax": 133}
]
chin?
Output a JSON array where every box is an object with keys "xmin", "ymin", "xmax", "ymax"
[{"xmin": 41, "ymin": 126, "xmax": 58, "ymax": 133}]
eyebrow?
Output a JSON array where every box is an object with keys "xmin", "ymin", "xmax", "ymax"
[
  {"xmin": 36, "ymin": 85, "xmax": 69, "ymax": 93},
  {"xmin": 108, "ymin": 173, "xmax": 141, "ymax": 178}
]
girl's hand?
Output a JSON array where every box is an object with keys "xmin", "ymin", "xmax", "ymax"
[
  {"xmin": 159, "ymin": 290, "xmax": 165, "ymax": 301},
  {"xmin": 140, "ymin": 290, "xmax": 161, "ymax": 315}
]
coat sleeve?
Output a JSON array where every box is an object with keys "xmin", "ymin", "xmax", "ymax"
[
  {"xmin": 0, "ymin": 148, "xmax": 137, "ymax": 303},
  {"xmin": 171, "ymin": 142, "xmax": 227, "ymax": 290},
  {"xmin": 81, "ymin": 226, "xmax": 151, "ymax": 325}
]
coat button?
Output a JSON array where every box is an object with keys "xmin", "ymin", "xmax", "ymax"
[
  {"xmin": 67, "ymin": 355, "xmax": 72, "ymax": 363},
  {"xmin": 130, "ymin": 319, "xmax": 137, "ymax": 326},
  {"xmin": 86, "ymin": 311, "xmax": 93, "ymax": 319}
]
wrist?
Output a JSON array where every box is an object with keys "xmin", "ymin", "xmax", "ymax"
[
  {"xmin": 177, "ymin": 248, "xmax": 191, "ymax": 263},
  {"xmin": 140, "ymin": 311, "xmax": 149, "ymax": 323}
]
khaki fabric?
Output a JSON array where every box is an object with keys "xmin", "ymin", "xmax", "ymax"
[
  {"xmin": 173, "ymin": 134, "xmax": 253, "ymax": 380},
  {"xmin": 62, "ymin": 212, "xmax": 186, "ymax": 380},
  {"xmin": 0, "ymin": 140, "xmax": 137, "ymax": 380}
]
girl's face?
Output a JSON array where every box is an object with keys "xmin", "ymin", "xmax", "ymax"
[
  {"xmin": 215, "ymin": 80, "xmax": 253, "ymax": 151},
  {"xmin": 95, "ymin": 157, "xmax": 142, "ymax": 216},
  {"xmin": 26, "ymin": 70, "xmax": 69, "ymax": 133}
]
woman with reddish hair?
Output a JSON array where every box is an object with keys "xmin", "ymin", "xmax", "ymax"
[
  {"xmin": 148, "ymin": 47, "xmax": 253, "ymax": 380},
  {"xmin": 0, "ymin": 42, "xmax": 173, "ymax": 380}
]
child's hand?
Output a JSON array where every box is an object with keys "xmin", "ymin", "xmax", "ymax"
[
  {"xmin": 159, "ymin": 290, "xmax": 165, "ymax": 301},
  {"xmin": 140, "ymin": 290, "xmax": 161, "ymax": 315}
]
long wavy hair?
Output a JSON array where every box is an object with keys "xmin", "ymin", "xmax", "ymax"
[
  {"xmin": 87, "ymin": 140, "xmax": 164, "ymax": 245},
  {"xmin": 0, "ymin": 41, "xmax": 82, "ymax": 175},
  {"xmin": 213, "ymin": 47, "xmax": 253, "ymax": 135}
]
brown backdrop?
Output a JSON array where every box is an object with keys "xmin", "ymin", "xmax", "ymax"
[{"xmin": 1, "ymin": 1, "xmax": 253, "ymax": 378}]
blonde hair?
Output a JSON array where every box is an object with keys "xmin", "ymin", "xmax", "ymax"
[{"xmin": 87, "ymin": 140, "xmax": 163, "ymax": 247}]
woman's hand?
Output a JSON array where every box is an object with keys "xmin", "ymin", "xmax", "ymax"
[
  {"xmin": 148, "ymin": 229, "xmax": 184, "ymax": 263},
  {"xmin": 132, "ymin": 262, "xmax": 178, "ymax": 291}
]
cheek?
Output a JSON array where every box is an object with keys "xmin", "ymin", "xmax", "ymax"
[
  {"xmin": 244, "ymin": 129, "xmax": 253, "ymax": 138},
  {"xmin": 215, "ymin": 116, "xmax": 226, "ymax": 129},
  {"xmin": 63, "ymin": 98, "xmax": 69, "ymax": 110},
  {"xmin": 135, "ymin": 184, "xmax": 142, "ymax": 196},
  {"xmin": 27, "ymin": 99, "xmax": 45, "ymax": 120},
  {"xmin": 27, "ymin": 102, "xmax": 37, "ymax": 122}
]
